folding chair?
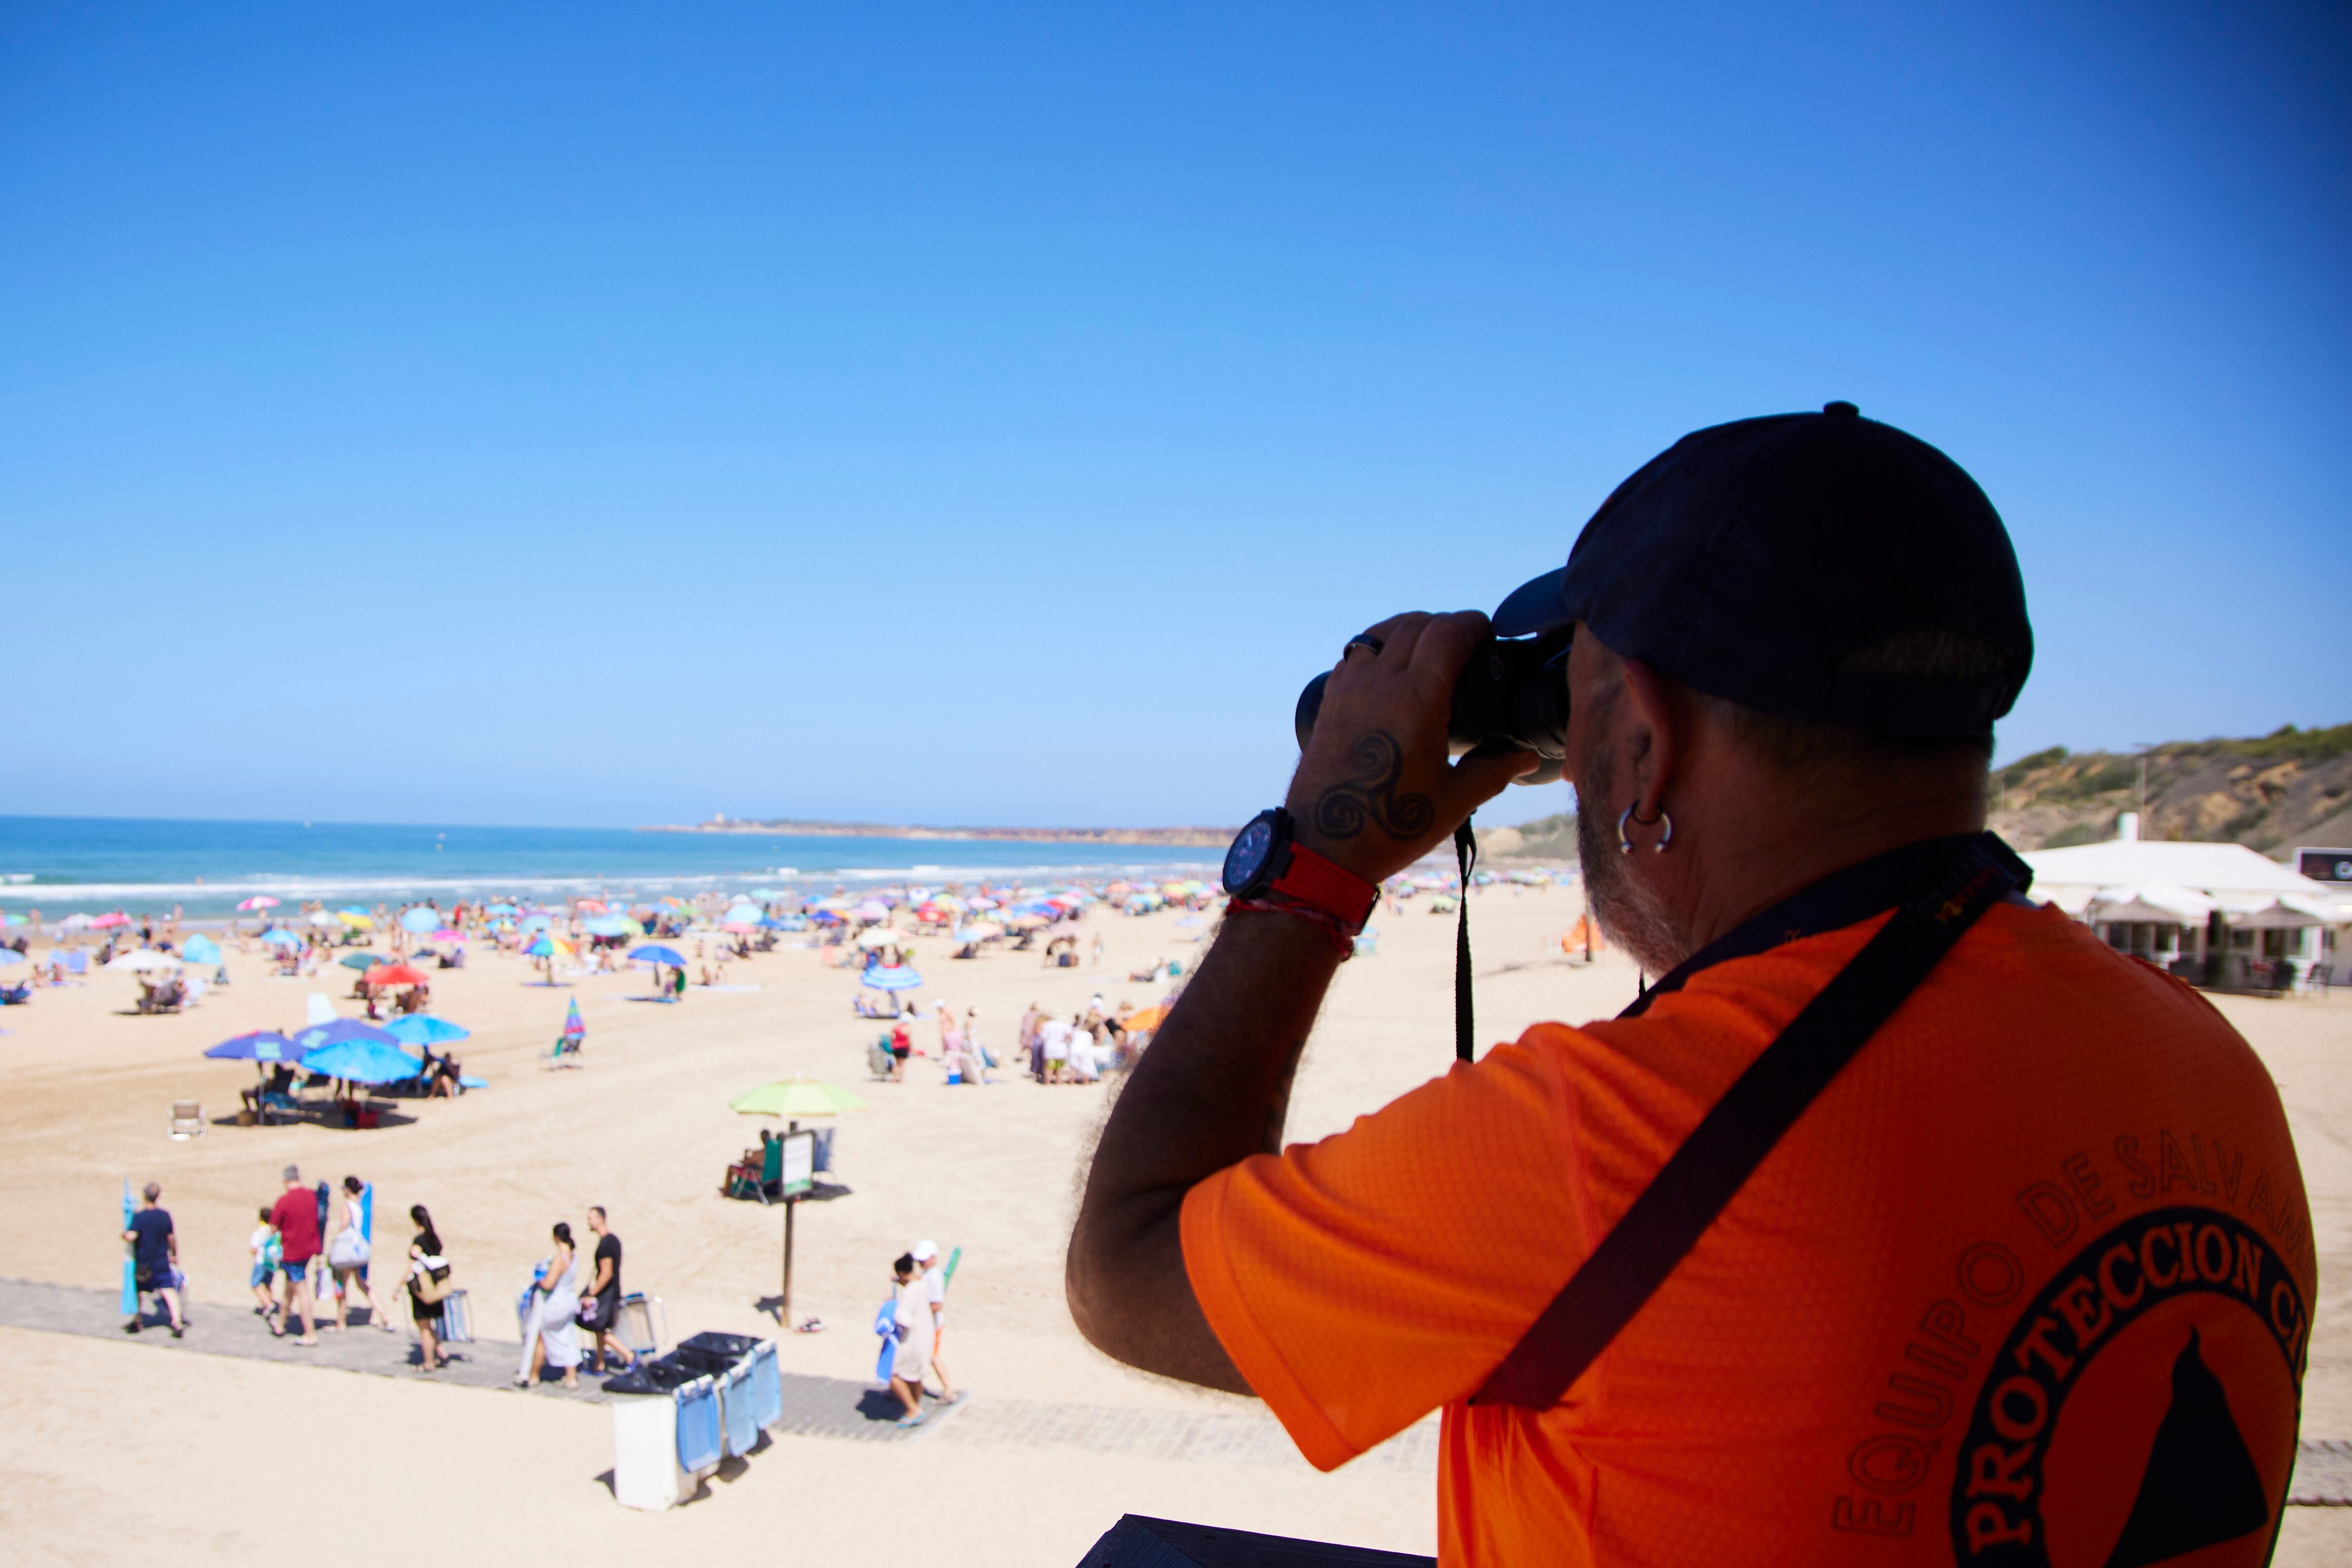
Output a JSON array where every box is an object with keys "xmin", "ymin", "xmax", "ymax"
[
  {"xmin": 169, "ymin": 1100, "xmax": 205, "ymax": 1140},
  {"xmin": 616, "ymin": 1292, "xmax": 666, "ymax": 1359}
]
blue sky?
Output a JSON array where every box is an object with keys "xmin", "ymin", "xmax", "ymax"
[{"xmin": 4, "ymin": 3, "xmax": 2346, "ymax": 829}]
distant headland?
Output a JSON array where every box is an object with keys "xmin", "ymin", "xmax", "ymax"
[{"xmin": 640, "ymin": 815, "xmax": 1237, "ymax": 848}]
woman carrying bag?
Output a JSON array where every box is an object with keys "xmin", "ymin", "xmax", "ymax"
[
  {"xmin": 324, "ymin": 1176, "xmax": 393, "ymax": 1333},
  {"xmin": 401, "ymin": 1205, "xmax": 456, "ymax": 1373}
]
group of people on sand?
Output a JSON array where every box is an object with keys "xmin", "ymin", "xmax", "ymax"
[
  {"xmin": 1019, "ymin": 996, "xmax": 1133, "ymax": 1084},
  {"xmin": 130, "ymin": 1165, "xmax": 635, "ymax": 1386}
]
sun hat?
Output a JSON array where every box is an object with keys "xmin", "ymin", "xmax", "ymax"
[{"xmin": 911, "ymin": 1239, "xmax": 939, "ymax": 1263}]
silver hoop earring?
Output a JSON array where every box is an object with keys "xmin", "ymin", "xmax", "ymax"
[{"xmin": 1618, "ymin": 803, "xmax": 1672, "ymax": 854}]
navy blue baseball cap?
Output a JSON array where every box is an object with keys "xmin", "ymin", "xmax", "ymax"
[{"xmin": 1493, "ymin": 402, "xmax": 2031, "ymax": 739}]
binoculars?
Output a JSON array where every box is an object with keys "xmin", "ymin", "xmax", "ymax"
[{"xmin": 1294, "ymin": 625, "xmax": 1571, "ymax": 786}]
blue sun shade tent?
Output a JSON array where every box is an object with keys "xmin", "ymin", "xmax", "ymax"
[
  {"xmin": 183, "ymin": 934, "xmax": 222, "ymax": 964},
  {"xmin": 261, "ymin": 928, "xmax": 301, "ymax": 947},
  {"xmin": 400, "ymin": 908, "xmax": 439, "ymax": 933}
]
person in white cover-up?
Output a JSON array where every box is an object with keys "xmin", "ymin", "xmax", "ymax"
[{"xmin": 516, "ymin": 1221, "xmax": 583, "ymax": 1389}]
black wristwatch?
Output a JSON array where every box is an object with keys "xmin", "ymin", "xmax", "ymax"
[{"xmin": 1221, "ymin": 808, "xmax": 1379, "ymax": 929}]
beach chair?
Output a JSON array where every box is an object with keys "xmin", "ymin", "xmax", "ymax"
[
  {"xmin": 616, "ymin": 1292, "xmax": 666, "ymax": 1359},
  {"xmin": 868, "ymin": 1035, "xmax": 897, "ymax": 1079},
  {"xmin": 168, "ymin": 1100, "xmax": 205, "ymax": 1140},
  {"xmin": 436, "ymin": 1289, "xmax": 474, "ymax": 1344},
  {"xmin": 0, "ymin": 981, "xmax": 29, "ymax": 1006},
  {"xmin": 727, "ymin": 1140, "xmax": 783, "ymax": 1203}
]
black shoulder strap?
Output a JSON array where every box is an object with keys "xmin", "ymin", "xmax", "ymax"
[{"xmin": 1470, "ymin": 842, "xmax": 2017, "ymax": 1409}]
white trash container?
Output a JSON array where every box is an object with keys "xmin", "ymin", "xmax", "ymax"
[{"xmin": 611, "ymin": 1393, "xmax": 690, "ymax": 1511}]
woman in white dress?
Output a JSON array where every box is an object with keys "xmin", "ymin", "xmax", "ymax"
[{"xmin": 515, "ymin": 1221, "xmax": 583, "ymax": 1389}]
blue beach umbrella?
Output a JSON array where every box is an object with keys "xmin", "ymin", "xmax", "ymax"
[
  {"xmin": 0, "ymin": 949, "xmax": 23, "ymax": 968},
  {"xmin": 382, "ymin": 1015, "xmax": 470, "ymax": 1047},
  {"xmin": 484, "ymin": 903, "xmax": 519, "ymax": 917},
  {"xmin": 582, "ymin": 915, "xmax": 629, "ymax": 937},
  {"xmin": 182, "ymin": 934, "xmax": 222, "ymax": 965},
  {"xmin": 288, "ymin": 1018, "xmax": 404, "ymax": 1054},
  {"xmin": 261, "ymin": 928, "xmax": 301, "ymax": 947},
  {"xmin": 861, "ymin": 964, "xmax": 923, "ymax": 992},
  {"xmin": 205, "ymin": 1029, "xmax": 295, "ymax": 1061},
  {"xmin": 400, "ymin": 908, "xmax": 438, "ymax": 934},
  {"xmin": 629, "ymin": 944, "xmax": 686, "ymax": 967},
  {"xmin": 300, "ymin": 1037, "xmax": 426, "ymax": 1084}
]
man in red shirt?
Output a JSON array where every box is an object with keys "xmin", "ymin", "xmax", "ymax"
[
  {"xmin": 268, "ymin": 1164, "xmax": 321, "ymax": 1346},
  {"xmin": 1068, "ymin": 405, "xmax": 2310, "ymax": 1565}
]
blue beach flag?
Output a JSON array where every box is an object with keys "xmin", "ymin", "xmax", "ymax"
[{"xmin": 119, "ymin": 1180, "xmax": 136, "ymax": 1315}]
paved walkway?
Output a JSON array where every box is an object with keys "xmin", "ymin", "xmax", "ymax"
[{"xmin": 0, "ymin": 1275, "xmax": 1430, "ymax": 1467}]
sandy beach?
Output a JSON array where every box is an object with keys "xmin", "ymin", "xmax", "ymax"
[{"xmin": 4, "ymin": 885, "xmax": 2349, "ymax": 1564}]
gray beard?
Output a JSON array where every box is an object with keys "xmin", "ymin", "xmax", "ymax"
[{"xmin": 1573, "ymin": 745, "xmax": 1693, "ymax": 979}]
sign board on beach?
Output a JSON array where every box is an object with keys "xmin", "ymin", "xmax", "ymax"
[
  {"xmin": 2297, "ymin": 848, "xmax": 2352, "ymax": 886},
  {"xmin": 780, "ymin": 1129, "xmax": 815, "ymax": 1198}
]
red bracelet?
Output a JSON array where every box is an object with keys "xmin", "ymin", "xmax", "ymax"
[{"xmin": 1225, "ymin": 894, "xmax": 1360, "ymax": 958}]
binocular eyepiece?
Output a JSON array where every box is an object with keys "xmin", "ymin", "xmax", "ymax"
[{"xmin": 1294, "ymin": 627, "xmax": 1572, "ymax": 786}]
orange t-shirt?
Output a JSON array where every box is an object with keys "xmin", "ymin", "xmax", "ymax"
[{"xmin": 1181, "ymin": 901, "xmax": 2313, "ymax": 1566}]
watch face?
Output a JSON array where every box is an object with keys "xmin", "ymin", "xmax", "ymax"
[{"xmin": 1223, "ymin": 816, "xmax": 1277, "ymax": 894}]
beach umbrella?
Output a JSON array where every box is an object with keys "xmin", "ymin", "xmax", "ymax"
[
  {"xmin": 429, "ymin": 928, "xmax": 463, "ymax": 942},
  {"xmin": 1123, "ymin": 1003, "xmax": 1172, "ymax": 1034},
  {"xmin": 629, "ymin": 944, "xmax": 686, "ymax": 967},
  {"xmin": 398, "ymin": 908, "xmax": 438, "ymax": 934},
  {"xmin": 236, "ymin": 895, "xmax": 281, "ymax": 912},
  {"xmin": 182, "ymin": 934, "xmax": 222, "ymax": 965},
  {"xmin": 261, "ymin": 927, "xmax": 301, "ymax": 947},
  {"xmin": 955, "ymin": 921, "xmax": 1004, "ymax": 942},
  {"xmin": 523, "ymin": 935, "xmax": 571, "ymax": 960},
  {"xmin": 854, "ymin": 900, "xmax": 890, "ymax": 923},
  {"xmin": 0, "ymin": 949, "xmax": 24, "ymax": 968},
  {"xmin": 729, "ymin": 1077, "xmax": 869, "ymax": 1118},
  {"xmin": 60, "ymin": 913, "xmax": 93, "ymax": 931},
  {"xmin": 856, "ymin": 927, "xmax": 902, "ymax": 949},
  {"xmin": 576, "ymin": 900, "xmax": 609, "ymax": 915},
  {"xmin": 289, "ymin": 1018, "xmax": 399, "ymax": 1051},
  {"xmin": 484, "ymin": 903, "xmax": 519, "ymax": 917},
  {"xmin": 299, "ymin": 1036, "xmax": 425, "ymax": 1084},
  {"xmin": 861, "ymin": 964, "xmax": 922, "ymax": 992},
  {"xmin": 90, "ymin": 912, "xmax": 131, "ymax": 930},
  {"xmin": 383, "ymin": 1014, "xmax": 470, "ymax": 1046},
  {"xmin": 0, "ymin": 913, "xmax": 23, "ymax": 926},
  {"xmin": 561, "ymin": 996, "xmax": 585, "ymax": 1042},
  {"xmin": 363, "ymin": 962, "xmax": 428, "ymax": 989},
  {"xmin": 308, "ymin": 910, "xmax": 338, "ymax": 928},
  {"xmin": 966, "ymin": 897, "xmax": 998, "ymax": 910},
  {"xmin": 205, "ymin": 1029, "xmax": 296, "ymax": 1062},
  {"xmin": 724, "ymin": 902, "xmax": 763, "ymax": 924},
  {"xmin": 106, "ymin": 949, "xmax": 180, "ymax": 972},
  {"xmin": 582, "ymin": 915, "xmax": 630, "ymax": 937},
  {"xmin": 522, "ymin": 914, "xmax": 552, "ymax": 932},
  {"xmin": 1009, "ymin": 913, "xmax": 1049, "ymax": 932},
  {"xmin": 336, "ymin": 951, "xmax": 384, "ymax": 971}
]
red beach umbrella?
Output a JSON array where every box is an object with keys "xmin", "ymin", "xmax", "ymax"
[{"xmin": 363, "ymin": 962, "xmax": 429, "ymax": 989}]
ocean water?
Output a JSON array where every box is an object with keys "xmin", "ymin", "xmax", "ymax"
[{"xmin": 0, "ymin": 816, "xmax": 1223, "ymax": 918}]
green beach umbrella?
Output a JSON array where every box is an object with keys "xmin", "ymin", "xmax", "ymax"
[{"xmin": 729, "ymin": 1078, "xmax": 869, "ymax": 1118}]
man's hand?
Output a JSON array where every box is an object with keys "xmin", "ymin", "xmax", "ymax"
[{"xmin": 1286, "ymin": 610, "xmax": 1538, "ymax": 883}]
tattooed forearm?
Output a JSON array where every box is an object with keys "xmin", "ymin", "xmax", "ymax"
[{"xmin": 1310, "ymin": 730, "xmax": 1436, "ymax": 841}]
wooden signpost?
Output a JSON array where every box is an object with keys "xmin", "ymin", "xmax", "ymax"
[{"xmin": 777, "ymin": 1123, "xmax": 816, "ymax": 1325}]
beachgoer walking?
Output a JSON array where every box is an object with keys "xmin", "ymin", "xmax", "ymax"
[
  {"xmin": 888, "ymin": 1017, "xmax": 911, "ymax": 1081},
  {"xmin": 324, "ymin": 1175, "xmax": 394, "ymax": 1333},
  {"xmin": 249, "ymin": 1208, "xmax": 281, "ymax": 1315},
  {"xmin": 1090, "ymin": 933, "xmax": 1103, "ymax": 967},
  {"xmin": 1021, "ymin": 1003, "xmax": 1045, "ymax": 1081},
  {"xmin": 580, "ymin": 1206, "xmax": 634, "ymax": 1375},
  {"xmin": 269, "ymin": 1165, "xmax": 320, "ymax": 1344},
  {"xmin": 912, "ymin": 1239, "xmax": 962, "ymax": 1405},
  {"xmin": 122, "ymin": 1182, "xmax": 184, "ymax": 1337},
  {"xmin": 516, "ymin": 1221, "xmax": 583, "ymax": 1389},
  {"xmin": 887, "ymin": 1253, "xmax": 931, "ymax": 1427}
]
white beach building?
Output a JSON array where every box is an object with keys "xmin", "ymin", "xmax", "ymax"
[{"xmin": 2021, "ymin": 814, "xmax": 2350, "ymax": 992}]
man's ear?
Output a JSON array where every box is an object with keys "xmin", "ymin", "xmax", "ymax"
[{"xmin": 1617, "ymin": 658, "xmax": 1686, "ymax": 810}]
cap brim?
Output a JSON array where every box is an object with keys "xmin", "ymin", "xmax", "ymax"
[{"xmin": 1492, "ymin": 567, "xmax": 1571, "ymax": 638}]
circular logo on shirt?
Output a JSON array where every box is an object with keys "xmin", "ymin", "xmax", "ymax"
[{"xmin": 1948, "ymin": 1207, "xmax": 2306, "ymax": 1567}]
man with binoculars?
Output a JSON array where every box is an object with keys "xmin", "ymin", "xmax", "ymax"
[{"xmin": 1069, "ymin": 405, "xmax": 2311, "ymax": 1565}]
